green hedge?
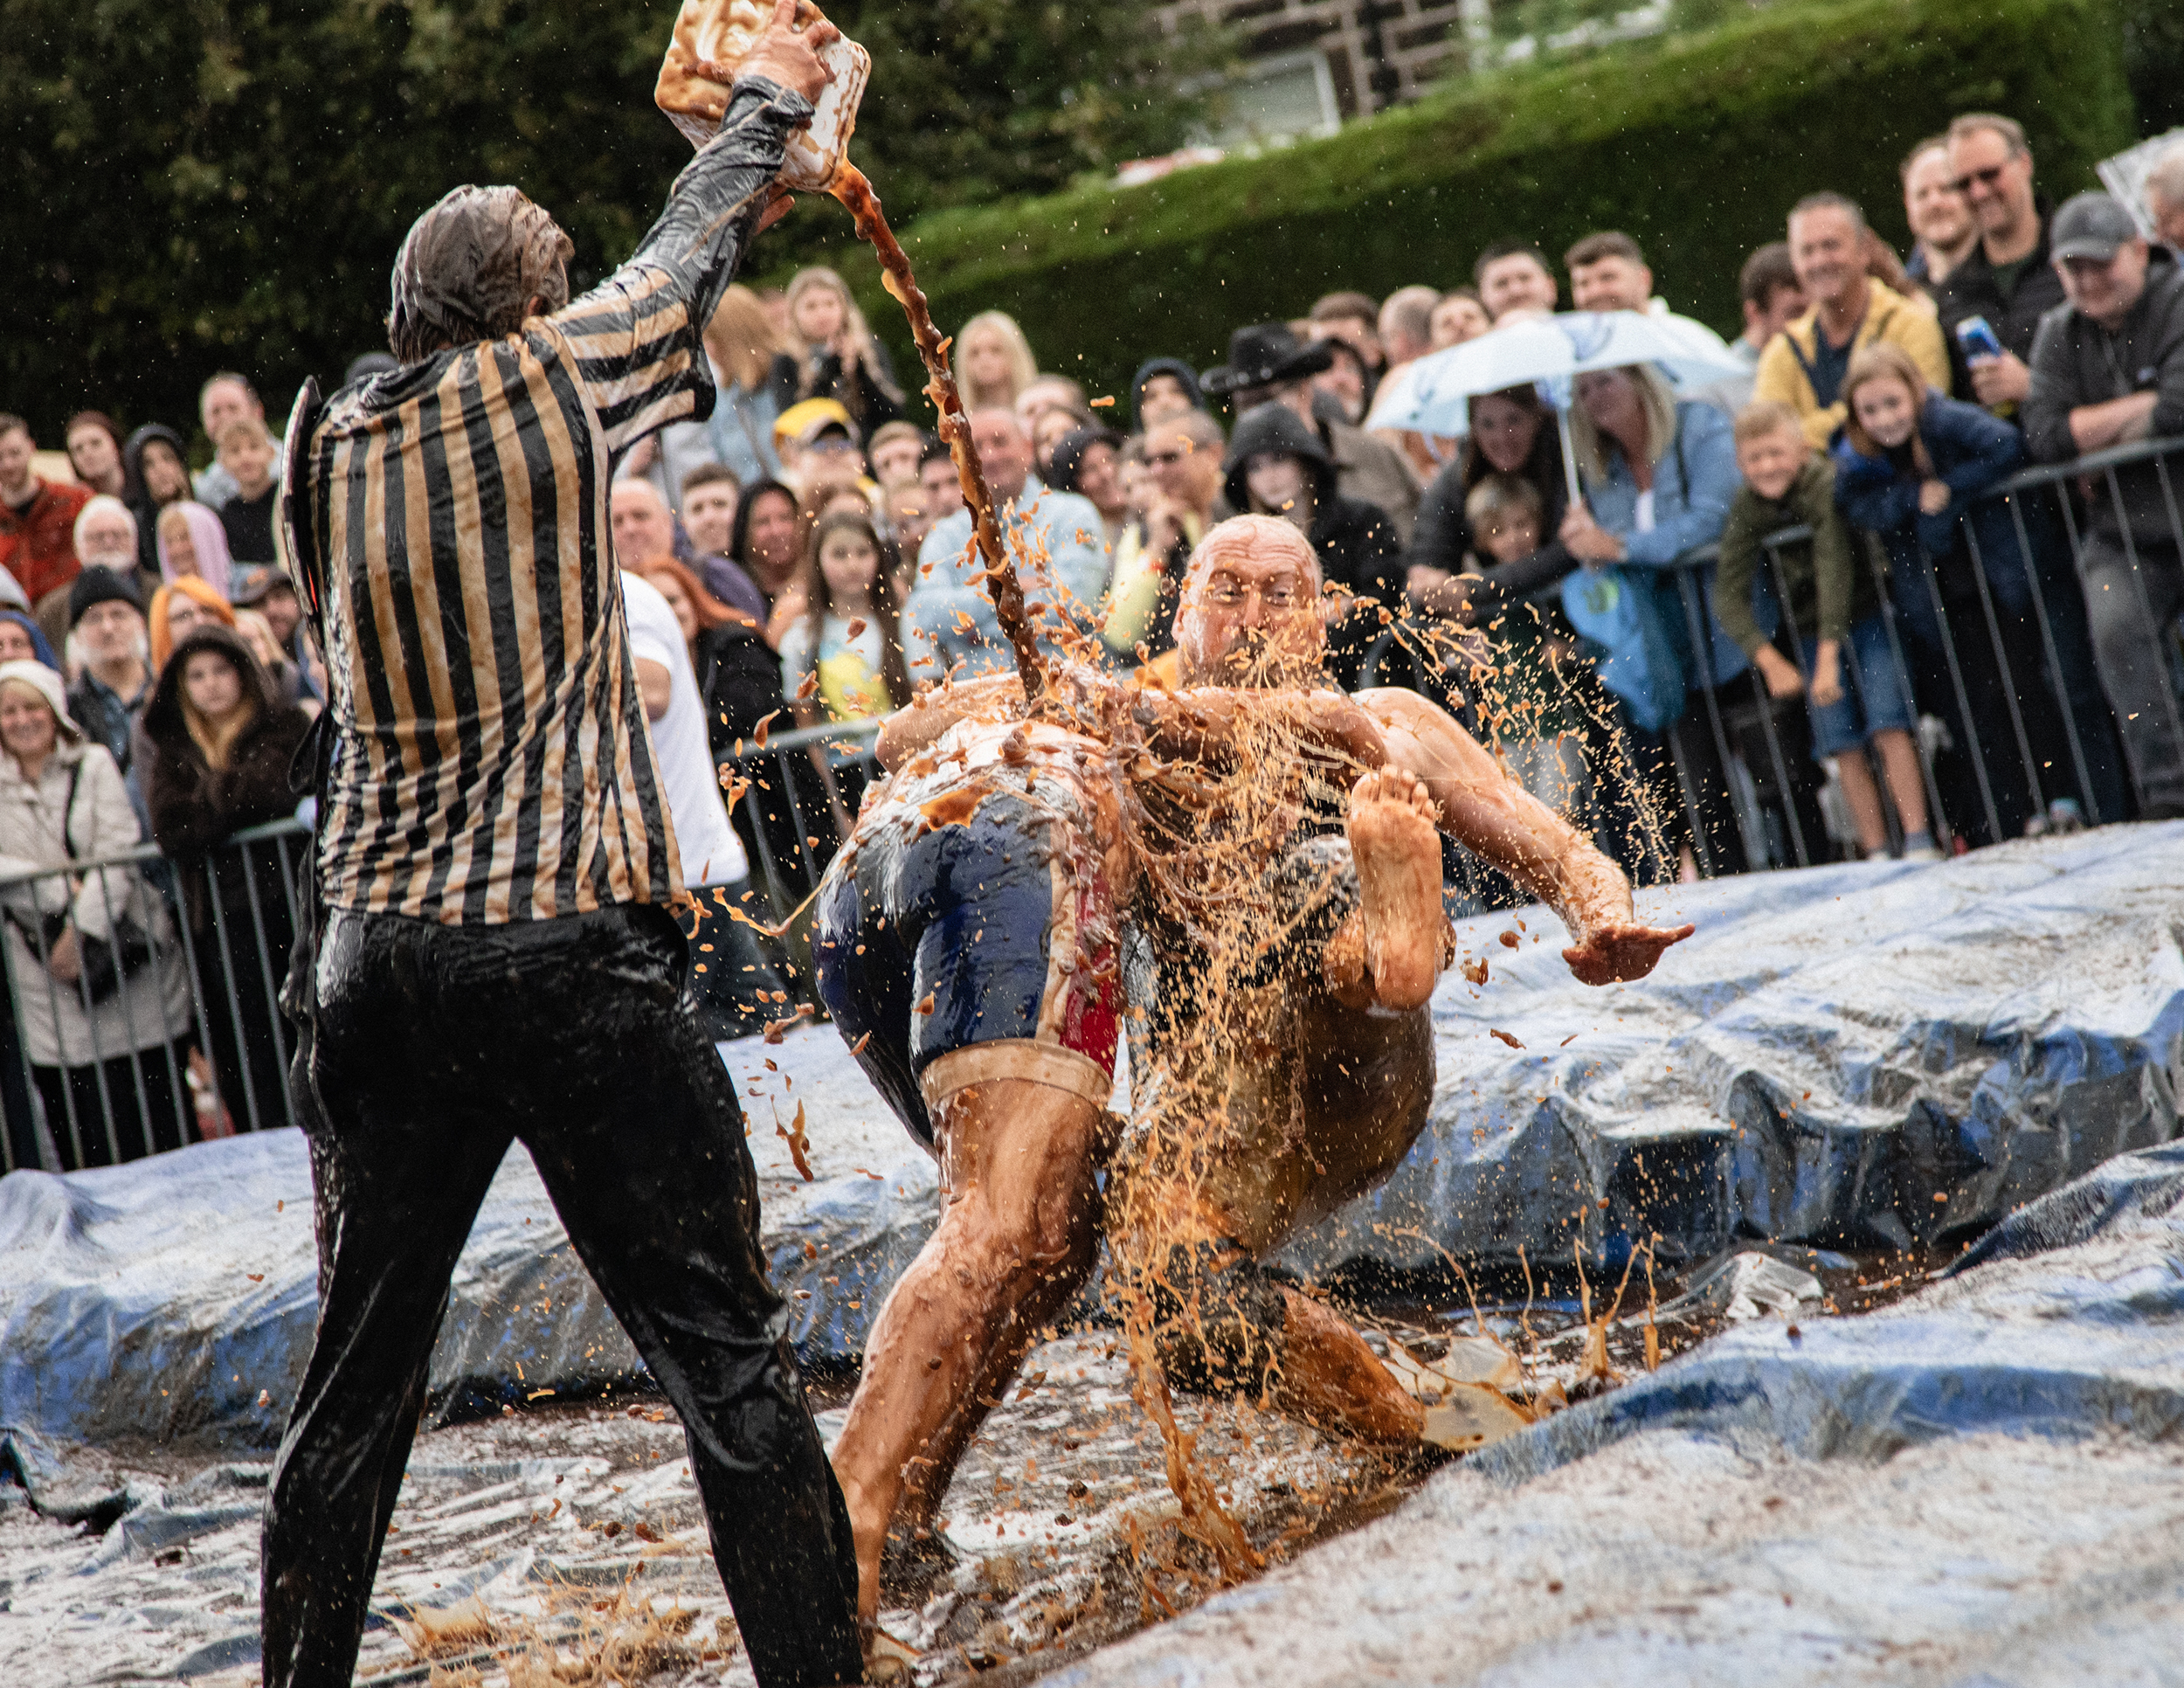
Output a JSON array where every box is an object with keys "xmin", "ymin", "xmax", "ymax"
[{"xmin": 787, "ymin": 0, "xmax": 2132, "ymax": 415}]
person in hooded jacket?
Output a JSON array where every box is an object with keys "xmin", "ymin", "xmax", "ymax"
[
  {"xmin": 0, "ymin": 612, "xmax": 65, "ymax": 1151},
  {"xmin": 0, "ymin": 658, "xmax": 196, "ymax": 1171},
  {"xmin": 122, "ymin": 423, "xmax": 193, "ymax": 583},
  {"xmin": 1131, "ymin": 357, "xmax": 1206, "ymax": 432},
  {"xmin": 140, "ymin": 624, "xmax": 311, "ymax": 1133},
  {"xmin": 1222, "ymin": 401, "xmax": 1400, "ymax": 688}
]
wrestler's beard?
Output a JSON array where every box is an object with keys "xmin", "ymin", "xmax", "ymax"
[{"xmin": 1210, "ymin": 627, "xmax": 1323, "ymax": 689}]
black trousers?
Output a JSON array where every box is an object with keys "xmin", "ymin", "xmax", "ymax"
[
  {"xmin": 262, "ymin": 903, "xmax": 860, "ymax": 1688},
  {"xmin": 32, "ymin": 1035, "xmax": 197, "ymax": 1171}
]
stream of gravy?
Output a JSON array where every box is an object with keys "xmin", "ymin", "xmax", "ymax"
[{"xmin": 829, "ymin": 164, "xmax": 1046, "ymax": 699}]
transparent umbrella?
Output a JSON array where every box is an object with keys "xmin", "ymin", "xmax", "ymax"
[{"xmin": 1368, "ymin": 312, "xmax": 1748, "ymax": 507}]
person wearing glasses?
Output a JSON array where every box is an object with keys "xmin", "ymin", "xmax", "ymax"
[
  {"xmin": 1932, "ymin": 111, "xmax": 2065, "ymax": 414},
  {"xmin": 1101, "ymin": 409, "xmax": 1227, "ymax": 670}
]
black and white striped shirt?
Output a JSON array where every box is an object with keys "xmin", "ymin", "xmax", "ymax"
[{"xmin": 296, "ymin": 80, "xmax": 811, "ymax": 924}]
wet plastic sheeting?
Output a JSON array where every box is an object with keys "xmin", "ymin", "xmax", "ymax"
[
  {"xmin": 0, "ymin": 1028, "xmax": 936, "ymax": 1452},
  {"xmin": 1041, "ymin": 1140, "xmax": 2184, "ymax": 1688},
  {"xmin": 6, "ymin": 824, "xmax": 2181, "ymax": 1456},
  {"xmin": 1275, "ymin": 821, "xmax": 2184, "ymax": 1281}
]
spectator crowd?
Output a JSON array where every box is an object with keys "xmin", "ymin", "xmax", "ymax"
[{"xmin": 6, "ymin": 109, "xmax": 2184, "ymax": 1173}]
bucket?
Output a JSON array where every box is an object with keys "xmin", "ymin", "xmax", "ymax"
[{"xmin": 655, "ymin": 0, "xmax": 870, "ymax": 192}]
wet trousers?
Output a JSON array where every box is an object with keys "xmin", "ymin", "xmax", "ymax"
[{"xmin": 261, "ymin": 903, "xmax": 861, "ymax": 1688}]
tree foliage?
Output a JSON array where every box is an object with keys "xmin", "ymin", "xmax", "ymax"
[{"xmin": 0, "ymin": 0, "xmax": 1213, "ymax": 447}]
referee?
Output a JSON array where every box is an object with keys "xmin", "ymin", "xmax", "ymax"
[{"xmin": 259, "ymin": 6, "xmax": 864, "ymax": 1685}]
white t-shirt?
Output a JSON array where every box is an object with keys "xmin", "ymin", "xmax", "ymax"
[{"xmin": 621, "ymin": 571, "xmax": 750, "ymax": 888}]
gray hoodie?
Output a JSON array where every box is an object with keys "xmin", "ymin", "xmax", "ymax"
[{"xmin": 2022, "ymin": 254, "xmax": 2184, "ymax": 543}]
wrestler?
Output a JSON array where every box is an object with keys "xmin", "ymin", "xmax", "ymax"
[
  {"xmin": 817, "ymin": 515, "xmax": 1689, "ymax": 1633},
  {"xmin": 260, "ymin": 7, "xmax": 863, "ymax": 1686}
]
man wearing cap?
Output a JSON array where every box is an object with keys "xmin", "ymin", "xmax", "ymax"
[
  {"xmin": 1201, "ymin": 324, "xmax": 1420, "ymax": 543},
  {"xmin": 1932, "ymin": 113, "xmax": 2070, "ymax": 414},
  {"xmin": 264, "ymin": 4, "xmax": 865, "ymax": 1684},
  {"xmin": 904, "ymin": 407, "xmax": 1109, "ymax": 680},
  {"xmin": 2022, "ymin": 190, "xmax": 2184, "ymax": 819},
  {"xmin": 773, "ymin": 395, "xmax": 866, "ymax": 489},
  {"xmin": 65, "ymin": 567, "xmax": 152, "ymax": 813}
]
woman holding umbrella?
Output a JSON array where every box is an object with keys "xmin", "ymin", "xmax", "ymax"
[{"xmin": 1557, "ymin": 363, "xmax": 1750, "ymax": 877}]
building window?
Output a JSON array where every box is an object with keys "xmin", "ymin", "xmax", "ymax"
[{"xmin": 1206, "ymin": 50, "xmax": 1342, "ymax": 148}]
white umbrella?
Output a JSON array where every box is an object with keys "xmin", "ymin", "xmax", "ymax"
[{"xmin": 1369, "ymin": 312, "xmax": 1749, "ymax": 508}]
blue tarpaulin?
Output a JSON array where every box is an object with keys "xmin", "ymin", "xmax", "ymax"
[{"xmin": 3, "ymin": 823, "xmax": 2179, "ymax": 1456}]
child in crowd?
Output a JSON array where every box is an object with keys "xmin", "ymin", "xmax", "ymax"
[
  {"xmin": 214, "ymin": 418, "xmax": 279, "ymax": 564},
  {"xmin": 779, "ymin": 509, "xmax": 908, "ymax": 726},
  {"xmin": 1436, "ymin": 474, "xmax": 1590, "ymax": 811},
  {"xmin": 1717, "ymin": 401, "xmax": 1939, "ymax": 861},
  {"xmin": 1828, "ymin": 340, "xmax": 2100, "ymax": 845}
]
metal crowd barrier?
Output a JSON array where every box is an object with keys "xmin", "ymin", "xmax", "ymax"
[
  {"xmin": 1375, "ymin": 435, "xmax": 2184, "ymax": 878},
  {"xmin": 0, "ymin": 722, "xmax": 888, "ymax": 1176},
  {"xmin": 722, "ymin": 717, "xmax": 883, "ymax": 922},
  {"xmin": 1, "ymin": 819, "xmax": 308, "ymax": 1173},
  {"xmin": 12, "ymin": 430, "xmax": 2178, "ymax": 1166}
]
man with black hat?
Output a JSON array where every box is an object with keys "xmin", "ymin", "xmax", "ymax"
[
  {"xmin": 2022, "ymin": 190, "xmax": 2184, "ymax": 818},
  {"xmin": 1201, "ymin": 322, "xmax": 1420, "ymax": 543},
  {"xmin": 1222, "ymin": 402, "xmax": 1400, "ymax": 687},
  {"xmin": 65, "ymin": 566, "xmax": 151, "ymax": 806},
  {"xmin": 262, "ymin": 4, "xmax": 866, "ymax": 1685}
]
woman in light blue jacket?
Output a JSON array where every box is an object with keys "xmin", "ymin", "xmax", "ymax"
[{"xmin": 1558, "ymin": 364, "xmax": 1763, "ymax": 875}]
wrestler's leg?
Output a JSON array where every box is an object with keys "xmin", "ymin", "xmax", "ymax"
[
  {"xmin": 1324, "ymin": 767, "xmax": 1450, "ymax": 1012},
  {"xmin": 1137, "ymin": 1235, "xmax": 1425, "ymax": 1446},
  {"xmin": 831, "ymin": 1076, "xmax": 1103, "ymax": 1626}
]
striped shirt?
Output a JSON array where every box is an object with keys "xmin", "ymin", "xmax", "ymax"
[{"xmin": 296, "ymin": 80, "xmax": 810, "ymax": 924}]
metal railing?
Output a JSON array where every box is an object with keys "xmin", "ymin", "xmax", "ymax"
[
  {"xmin": 11, "ymin": 431, "xmax": 2178, "ymax": 1166},
  {"xmin": 725, "ymin": 717, "xmax": 883, "ymax": 922},
  {"xmin": 1, "ymin": 818, "xmax": 308, "ymax": 1173},
  {"xmin": 1, "ymin": 727, "xmax": 888, "ymax": 1175},
  {"xmin": 1374, "ymin": 435, "xmax": 2184, "ymax": 880}
]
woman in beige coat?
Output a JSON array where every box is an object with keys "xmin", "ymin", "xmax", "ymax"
[{"xmin": 0, "ymin": 658, "xmax": 196, "ymax": 1169}]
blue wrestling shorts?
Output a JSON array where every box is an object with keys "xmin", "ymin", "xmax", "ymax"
[{"xmin": 814, "ymin": 773, "xmax": 1121, "ymax": 1149}]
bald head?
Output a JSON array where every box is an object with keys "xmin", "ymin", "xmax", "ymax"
[
  {"xmin": 610, "ymin": 475, "xmax": 674, "ymax": 568},
  {"xmin": 968, "ymin": 407, "xmax": 1033, "ymax": 502},
  {"xmin": 1176, "ymin": 515, "xmax": 1326, "ymax": 687}
]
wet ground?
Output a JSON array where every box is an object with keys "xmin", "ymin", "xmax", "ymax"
[{"xmin": 0, "ymin": 1244, "xmax": 1943, "ymax": 1686}]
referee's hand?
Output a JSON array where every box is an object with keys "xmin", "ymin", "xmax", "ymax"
[{"xmin": 738, "ymin": 0, "xmax": 840, "ymax": 107}]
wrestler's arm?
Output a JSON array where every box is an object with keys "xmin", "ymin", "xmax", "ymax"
[
  {"xmin": 553, "ymin": 6, "xmax": 831, "ymax": 453},
  {"xmin": 875, "ymin": 674, "xmax": 1023, "ymax": 770},
  {"xmin": 1144, "ymin": 687, "xmax": 1387, "ymax": 774},
  {"xmin": 1356, "ymin": 686, "xmax": 1691, "ymax": 985}
]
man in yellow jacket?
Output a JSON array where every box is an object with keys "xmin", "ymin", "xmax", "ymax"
[{"xmin": 1755, "ymin": 191, "xmax": 1949, "ymax": 449}]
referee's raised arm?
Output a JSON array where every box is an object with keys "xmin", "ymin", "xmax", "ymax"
[{"xmin": 554, "ymin": 0, "xmax": 839, "ymax": 457}]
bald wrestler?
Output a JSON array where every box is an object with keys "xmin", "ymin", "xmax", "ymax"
[{"xmin": 815, "ymin": 515, "xmax": 1690, "ymax": 1636}]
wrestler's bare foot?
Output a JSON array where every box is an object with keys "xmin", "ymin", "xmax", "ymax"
[{"xmin": 1344, "ymin": 767, "xmax": 1449, "ymax": 1010}]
